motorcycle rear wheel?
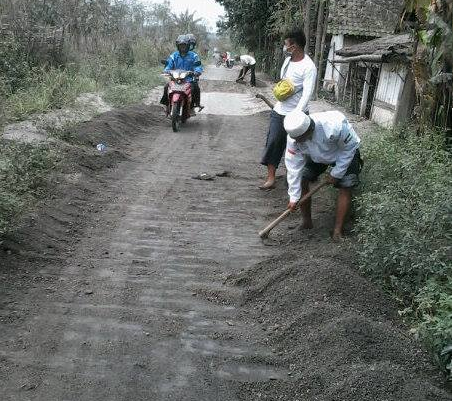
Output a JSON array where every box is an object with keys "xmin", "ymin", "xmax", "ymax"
[{"xmin": 171, "ymin": 102, "xmax": 181, "ymax": 132}]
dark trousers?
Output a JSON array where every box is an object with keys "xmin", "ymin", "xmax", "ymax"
[
  {"xmin": 261, "ymin": 110, "xmax": 287, "ymax": 168},
  {"xmin": 192, "ymin": 81, "xmax": 200, "ymax": 107},
  {"xmin": 160, "ymin": 81, "xmax": 200, "ymax": 107},
  {"xmin": 237, "ymin": 64, "xmax": 256, "ymax": 86}
]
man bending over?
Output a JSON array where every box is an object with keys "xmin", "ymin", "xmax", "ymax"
[{"xmin": 283, "ymin": 109, "xmax": 362, "ymax": 240}]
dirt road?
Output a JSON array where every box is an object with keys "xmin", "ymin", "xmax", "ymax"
[
  {"xmin": 0, "ymin": 66, "xmax": 287, "ymax": 400},
  {"xmin": 0, "ymin": 66, "xmax": 449, "ymax": 400}
]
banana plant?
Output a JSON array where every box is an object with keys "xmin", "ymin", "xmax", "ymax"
[{"xmin": 404, "ymin": 0, "xmax": 452, "ymax": 129}]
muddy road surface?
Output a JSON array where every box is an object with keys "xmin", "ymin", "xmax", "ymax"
[{"xmin": 1, "ymin": 66, "xmax": 450, "ymax": 401}]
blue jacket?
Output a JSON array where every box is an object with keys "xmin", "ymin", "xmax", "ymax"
[{"xmin": 164, "ymin": 51, "xmax": 203, "ymax": 82}]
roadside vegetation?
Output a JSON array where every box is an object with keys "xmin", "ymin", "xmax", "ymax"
[
  {"xmin": 0, "ymin": 0, "xmax": 212, "ymax": 235},
  {"xmin": 355, "ymin": 126, "xmax": 451, "ymax": 372},
  {"xmin": 0, "ymin": 140, "xmax": 59, "ymax": 236}
]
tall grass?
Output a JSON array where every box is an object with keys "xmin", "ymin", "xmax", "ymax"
[
  {"xmin": 3, "ymin": 67, "xmax": 97, "ymax": 122},
  {"xmin": 0, "ymin": 51, "xmax": 163, "ymax": 127}
]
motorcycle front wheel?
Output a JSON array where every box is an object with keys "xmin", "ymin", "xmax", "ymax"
[{"xmin": 171, "ymin": 102, "xmax": 181, "ymax": 132}]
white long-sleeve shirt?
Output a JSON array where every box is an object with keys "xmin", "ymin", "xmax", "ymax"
[
  {"xmin": 239, "ymin": 55, "xmax": 256, "ymax": 66},
  {"xmin": 285, "ymin": 111, "xmax": 361, "ymax": 202},
  {"xmin": 273, "ymin": 55, "xmax": 317, "ymax": 115}
]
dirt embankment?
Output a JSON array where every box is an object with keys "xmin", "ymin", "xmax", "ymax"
[{"xmin": 0, "ymin": 104, "xmax": 165, "ymax": 259}]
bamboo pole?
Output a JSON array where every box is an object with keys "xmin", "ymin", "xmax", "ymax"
[{"xmin": 315, "ymin": 0, "xmax": 329, "ymax": 95}]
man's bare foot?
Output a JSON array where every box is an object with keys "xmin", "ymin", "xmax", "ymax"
[
  {"xmin": 331, "ymin": 231, "xmax": 345, "ymax": 242},
  {"xmin": 259, "ymin": 180, "xmax": 275, "ymax": 190}
]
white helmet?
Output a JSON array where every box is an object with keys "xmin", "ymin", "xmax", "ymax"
[{"xmin": 284, "ymin": 109, "xmax": 312, "ymax": 139}]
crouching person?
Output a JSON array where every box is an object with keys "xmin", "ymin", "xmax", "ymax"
[{"xmin": 283, "ymin": 109, "xmax": 362, "ymax": 241}]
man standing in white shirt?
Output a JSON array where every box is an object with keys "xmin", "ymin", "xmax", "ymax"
[
  {"xmin": 283, "ymin": 109, "xmax": 362, "ymax": 240},
  {"xmin": 235, "ymin": 54, "xmax": 256, "ymax": 87},
  {"xmin": 260, "ymin": 29, "xmax": 317, "ymax": 189}
]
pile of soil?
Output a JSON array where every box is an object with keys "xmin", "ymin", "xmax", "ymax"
[{"xmin": 226, "ymin": 245, "xmax": 450, "ymax": 400}]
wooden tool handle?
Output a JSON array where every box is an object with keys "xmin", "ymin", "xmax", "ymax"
[
  {"xmin": 258, "ymin": 181, "xmax": 328, "ymax": 238},
  {"xmin": 255, "ymin": 93, "xmax": 275, "ymax": 110}
]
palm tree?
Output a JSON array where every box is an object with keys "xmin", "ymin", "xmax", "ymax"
[{"xmin": 172, "ymin": 10, "xmax": 203, "ymax": 33}]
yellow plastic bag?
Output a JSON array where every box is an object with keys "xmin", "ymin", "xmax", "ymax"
[{"xmin": 273, "ymin": 79, "xmax": 295, "ymax": 101}]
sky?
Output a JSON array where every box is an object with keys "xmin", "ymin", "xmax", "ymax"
[{"xmin": 141, "ymin": 0, "xmax": 225, "ymax": 31}]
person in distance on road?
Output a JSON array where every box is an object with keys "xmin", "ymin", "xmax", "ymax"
[
  {"xmin": 283, "ymin": 109, "xmax": 362, "ymax": 241},
  {"xmin": 260, "ymin": 28, "xmax": 317, "ymax": 190},
  {"xmin": 213, "ymin": 47, "xmax": 222, "ymax": 66},
  {"xmin": 235, "ymin": 54, "xmax": 256, "ymax": 87}
]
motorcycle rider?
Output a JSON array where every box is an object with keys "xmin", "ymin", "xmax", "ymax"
[
  {"xmin": 213, "ymin": 47, "xmax": 222, "ymax": 66},
  {"xmin": 221, "ymin": 51, "xmax": 232, "ymax": 67},
  {"xmin": 186, "ymin": 33, "xmax": 197, "ymax": 51},
  {"xmin": 225, "ymin": 51, "xmax": 233, "ymax": 68},
  {"xmin": 160, "ymin": 35, "xmax": 203, "ymax": 114},
  {"xmin": 185, "ymin": 33, "xmax": 203, "ymax": 110}
]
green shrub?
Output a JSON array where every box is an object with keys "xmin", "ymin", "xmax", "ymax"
[
  {"xmin": 116, "ymin": 41, "xmax": 135, "ymax": 67},
  {"xmin": 0, "ymin": 37, "xmax": 33, "ymax": 93},
  {"xmin": 0, "ymin": 140, "xmax": 59, "ymax": 235},
  {"xmin": 355, "ymin": 126, "xmax": 451, "ymax": 371}
]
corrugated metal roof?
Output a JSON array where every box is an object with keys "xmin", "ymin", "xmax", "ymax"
[{"xmin": 327, "ymin": 0, "xmax": 405, "ymax": 37}]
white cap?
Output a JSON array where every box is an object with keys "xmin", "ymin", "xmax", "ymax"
[{"xmin": 284, "ymin": 109, "xmax": 311, "ymax": 139}]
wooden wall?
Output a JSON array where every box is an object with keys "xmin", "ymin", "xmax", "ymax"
[{"xmin": 371, "ymin": 63, "xmax": 408, "ymax": 127}]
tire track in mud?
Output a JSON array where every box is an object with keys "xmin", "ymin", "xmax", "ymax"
[{"xmin": 0, "ymin": 77, "xmax": 291, "ymax": 400}]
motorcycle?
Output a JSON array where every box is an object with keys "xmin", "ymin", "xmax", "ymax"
[
  {"xmin": 225, "ymin": 58, "xmax": 234, "ymax": 69},
  {"xmin": 221, "ymin": 55, "xmax": 234, "ymax": 69},
  {"xmin": 163, "ymin": 69, "xmax": 195, "ymax": 132}
]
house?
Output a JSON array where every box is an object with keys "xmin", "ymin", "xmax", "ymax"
[
  {"xmin": 334, "ymin": 33, "xmax": 415, "ymax": 127},
  {"xmin": 323, "ymin": 0, "xmax": 405, "ymax": 98}
]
